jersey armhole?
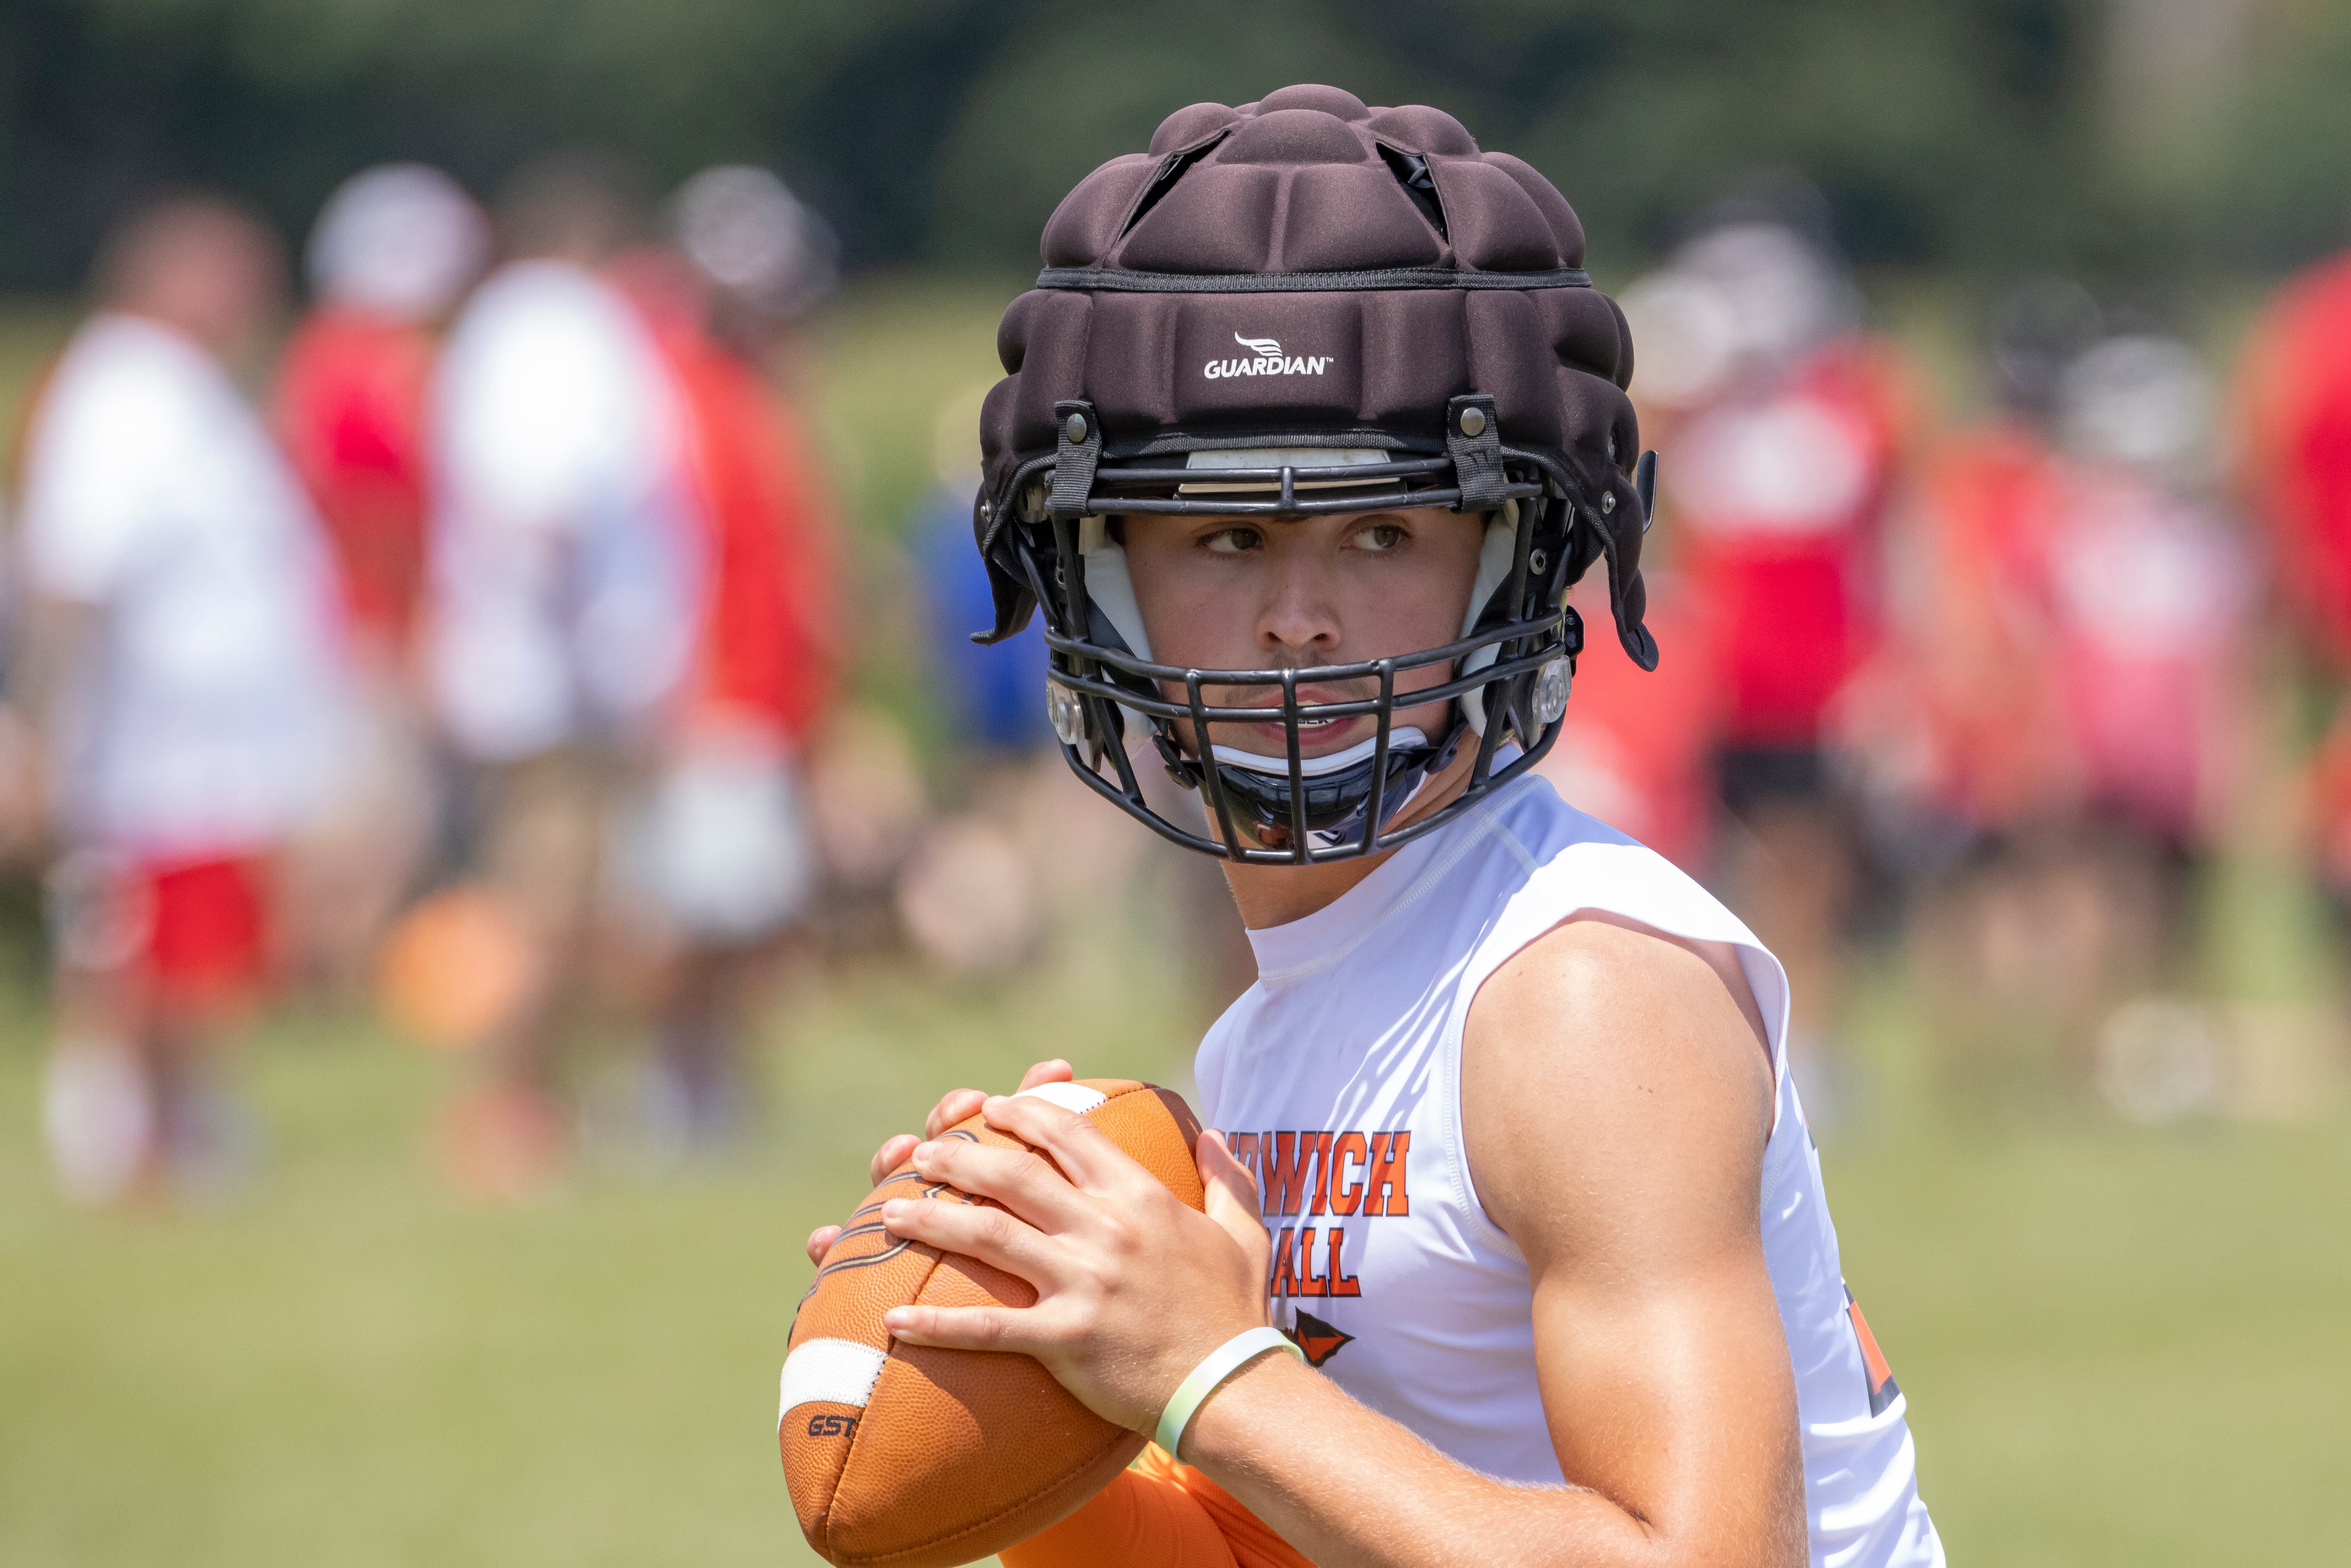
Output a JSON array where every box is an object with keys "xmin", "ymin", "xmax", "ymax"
[{"xmin": 1444, "ymin": 877, "xmax": 1794, "ymax": 1250}]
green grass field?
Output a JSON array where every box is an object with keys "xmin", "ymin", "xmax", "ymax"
[
  {"xmin": 2, "ymin": 958, "xmax": 2347, "ymax": 1568},
  {"xmin": 2, "ymin": 282, "xmax": 2350, "ymax": 1566}
]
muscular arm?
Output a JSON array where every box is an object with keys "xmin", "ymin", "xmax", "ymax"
[
  {"xmin": 870, "ymin": 919, "xmax": 1803, "ymax": 1568},
  {"xmin": 1166, "ymin": 914, "xmax": 1801, "ymax": 1568}
]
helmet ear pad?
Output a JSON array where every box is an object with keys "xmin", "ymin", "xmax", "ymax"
[
  {"xmin": 1456, "ymin": 508, "xmax": 1520, "ymax": 740},
  {"xmin": 1078, "ymin": 516, "xmax": 1151, "ymax": 660}
]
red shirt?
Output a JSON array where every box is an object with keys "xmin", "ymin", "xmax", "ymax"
[
  {"xmin": 2239, "ymin": 250, "xmax": 2351, "ymax": 671},
  {"xmin": 612, "ymin": 254, "xmax": 839, "ymax": 746},
  {"xmin": 1870, "ymin": 425, "xmax": 2249, "ymax": 846},
  {"xmin": 272, "ymin": 307, "xmax": 436, "ymax": 656},
  {"xmin": 1667, "ymin": 337, "xmax": 1912, "ymax": 749},
  {"xmin": 1895, "ymin": 424, "xmax": 2077, "ymax": 831},
  {"xmin": 1536, "ymin": 573, "xmax": 1722, "ymax": 871}
]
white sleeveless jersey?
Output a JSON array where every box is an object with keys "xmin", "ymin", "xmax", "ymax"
[{"xmin": 1196, "ymin": 778, "xmax": 1941, "ymax": 1568}]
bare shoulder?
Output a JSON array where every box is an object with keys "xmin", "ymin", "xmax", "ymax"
[{"xmin": 1462, "ymin": 912, "xmax": 1776, "ymax": 1266}]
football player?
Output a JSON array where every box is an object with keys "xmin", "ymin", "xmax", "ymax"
[
  {"xmin": 16, "ymin": 195, "xmax": 347, "ymax": 1202},
  {"xmin": 798, "ymin": 87, "xmax": 1941, "ymax": 1568},
  {"xmin": 273, "ymin": 164, "xmax": 489, "ymax": 996}
]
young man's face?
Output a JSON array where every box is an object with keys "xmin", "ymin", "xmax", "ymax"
[{"xmin": 1120, "ymin": 504, "xmax": 1487, "ymax": 762}]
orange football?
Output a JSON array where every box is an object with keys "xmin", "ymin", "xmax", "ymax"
[{"xmin": 780, "ymin": 1079, "xmax": 1206, "ymax": 1568}]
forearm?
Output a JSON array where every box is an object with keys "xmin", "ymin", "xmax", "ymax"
[
  {"xmin": 11, "ymin": 598, "xmax": 99, "ymax": 731},
  {"xmin": 1182, "ymin": 1354, "xmax": 1659, "ymax": 1568}
]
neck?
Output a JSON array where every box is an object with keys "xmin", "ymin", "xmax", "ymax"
[{"xmin": 1217, "ymin": 747, "xmax": 1477, "ymax": 929}]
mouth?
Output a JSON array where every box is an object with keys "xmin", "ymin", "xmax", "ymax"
[{"xmin": 1234, "ymin": 687, "xmax": 1370, "ymax": 752}]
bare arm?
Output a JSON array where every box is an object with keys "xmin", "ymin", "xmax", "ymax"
[
  {"xmin": 1160, "ymin": 915, "xmax": 1799, "ymax": 1568},
  {"xmin": 0, "ymin": 594, "xmax": 102, "ymax": 854},
  {"xmin": 870, "ymin": 914, "xmax": 1803, "ymax": 1568}
]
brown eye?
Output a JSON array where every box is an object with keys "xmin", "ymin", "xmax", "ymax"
[
  {"xmin": 1203, "ymin": 527, "xmax": 1262, "ymax": 554},
  {"xmin": 1354, "ymin": 522, "xmax": 1407, "ymax": 552}
]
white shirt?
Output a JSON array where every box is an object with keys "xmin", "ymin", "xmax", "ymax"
[
  {"xmin": 16, "ymin": 314, "xmax": 345, "ymax": 856},
  {"xmin": 427, "ymin": 259, "xmax": 702, "ymax": 762},
  {"xmin": 1198, "ymin": 778, "xmax": 1942, "ymax": 1568}
]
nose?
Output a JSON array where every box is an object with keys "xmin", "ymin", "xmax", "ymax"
[{"xmin": 1256, "ymin": 545, "xmax": 1343, "ymax": 661}]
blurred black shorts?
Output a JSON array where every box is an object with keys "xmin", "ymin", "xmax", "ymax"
[{"xmin": 1717, "ymin": 744, "xmax": 1832, "ymax": 817}]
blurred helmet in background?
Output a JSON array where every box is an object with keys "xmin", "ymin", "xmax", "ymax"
[
  {"xmin": 306, "ymin": 164, "xmax": 489, "ymax": 323},
  {"xmin": 1615, "ymin": 267, "xmax": 1742, "ymax": 412},
  {"xmin": 2059, "ymin": 333, "xmax": 2214, "ymax": 482},
  {"xmin": 1620, "ymin": 176, "xmax": 1857, "ymax": 412},
  {"xmin": 672, "ymin": 165, "xmax": 838, "ymax": 321},
  {"xmin": 1674, "ymin": 221, "xmax": 1857, "ymax": 386},
  {"xmin": 1988, "ymin": 278, "xmax": 2102, "ymax": 426}
]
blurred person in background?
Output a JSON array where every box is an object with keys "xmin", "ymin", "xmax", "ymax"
[
  {"xmin": 598, "ymin": 165, "xmax": 840, "ymax": 1153},
  {"xmin": 279, "ymin": 164, "xmax": 489, "ymax": 668},
  {"xmin": 916, "ymin": 382, "xmax": 1052, "ymax": 764},
  {"xmin": 898, "ymin": 385, "xmax": 1056, "ymax": 977},
  {"xmin": 1532, "ymin": 570, "xmax": 1722, "ymax": 876},
  {"xmin": 1618, "ymin": 191, "xmax": 1916, "ymax": 1114},
  {"xmin": 2238, "ymin": 249, "xmax": 2351, "ymax": 923},
  {"xmin": 1838, "ymin": 284, "xmax": 2097, "ymax": 872},
  {"xmin": 424, "ymin": 152, "xmax": 704, "ymax": 1196},
  {"xmin": 11, "ymin": 194, "xmax": 347, "ymax": 1204},
  {"xmin": 2044, "ymin": 337, "xmax": 2250, "ymax": 935},
  {"xmin": 2039, "ymin": 333, "xmax": 2253, "ymax": 1108},
  {"xmin": 896, "ymin": 388, "xmax": 1177, "ymax": 990},
  {"xmin": 1859, "ymin": 295, "xmax": 2251, "ymax": 1105},
  {"xmin": 273, "ymin": 164, "xmax": 489, "ymax": 996}
]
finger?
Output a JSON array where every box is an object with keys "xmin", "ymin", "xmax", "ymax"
[
  {"xmin": 880, "ymin": 1195, "xmax": 1063, "ymax": 1288},
  {"xmin": 909, "ymin": 1135, "xmax": 1093, "ymax": 1231},
  {"xmin": 881, "ymin": 1300, "xmax": 1045, "ymax": 1355},
  {"xmin": 1198, "ymin": 1130, "xmax": 1272, "ymax": 1275},
  {"xmin": 924, "ymin": 1090, "xmax": 988, "ymax": 1141},
  {"xmin": 1016, "ymin": 1059, "xmax": 1075, "ymax": 1092},
  {"xmin": 979, "ymin": 1093, "xmax": 1132, "ymax": 1191},
  {"xmin": 868, "ymin": 1134, "xmax": 921, "ymax": 1189},
  {"xmin": 806, "ymin": 1225, "xmax": 843, "ymax": 1267}
]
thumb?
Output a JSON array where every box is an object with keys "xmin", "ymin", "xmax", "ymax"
[{"xmin": 1196, "ymin": 1129, "xmax": 1270, "ymax": 1272}]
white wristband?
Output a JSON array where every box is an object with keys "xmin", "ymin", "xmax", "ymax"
[{"xmin": 1153, "ymin": 1326, "xmax": 1305, "ymax": 1459}]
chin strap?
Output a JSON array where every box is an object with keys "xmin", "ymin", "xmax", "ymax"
[{"xmin": 1205, "ymin": 723, "xmax": 1463, "ymax": 854}]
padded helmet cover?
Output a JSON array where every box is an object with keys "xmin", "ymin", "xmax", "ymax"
[{"xmin": 974, "ymin": 83, "xmax": 1654, "ymax": 667}]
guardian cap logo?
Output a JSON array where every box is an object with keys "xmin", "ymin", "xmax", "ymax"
[{"xmin": 1205, "ymin": 331, "xmax": 1333, "ymax": 380}]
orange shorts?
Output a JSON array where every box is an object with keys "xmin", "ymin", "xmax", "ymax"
[{"xmin": 999, "ymin": 1443, "xmax": 1310, "ymax": 1568}]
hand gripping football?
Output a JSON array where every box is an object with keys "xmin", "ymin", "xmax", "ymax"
[{"xmin": 780, "ymin": 1079, "xmax": 1207, "ymax": 1568}]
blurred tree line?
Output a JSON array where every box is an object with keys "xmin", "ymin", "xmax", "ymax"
[{"xmin": 2, "ymin": 0, "xmax": 2348, "ymax": 291}]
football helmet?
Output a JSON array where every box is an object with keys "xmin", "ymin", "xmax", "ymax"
[{"xmin": 971, "ymin": 85, "xmax": 1657, "ymax": 862}]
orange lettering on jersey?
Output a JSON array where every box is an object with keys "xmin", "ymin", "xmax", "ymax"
[
  {"xmin": 1266, "ymin": 1131, "xmax": 1320, "ymax": 1216},
  {"xmin": 1269, "ymin": 1224, "xmax": 1300, "ymax": 1297},
  {"xmin": 1306, "ymin": 1132, "xmax": 1334, "ymax": 1215},
  {"xmin": 1229, "ymin": 1131, "xmax": 1260, "ymax": 1191},
  {"xmin": 1327, "ymin": 1130, "xmax": 1367, "ymax": 1215},
  {"xmin": 1325, "ymin": 1226, "xmax": 1361, "ymax": 1296},
  {"xmin": 1294, "ymin": 1225, "xmax": 1328, "ymax": 1297},
  {"xmin": 1363, "ymin": 1131, "xmax": 1412, "ymax": 1216}
]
